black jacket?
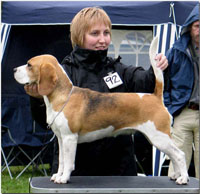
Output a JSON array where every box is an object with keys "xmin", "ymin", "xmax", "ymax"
[{"xmin": 31, "ymin": 46, "xmax": 155, "ymax": 176}]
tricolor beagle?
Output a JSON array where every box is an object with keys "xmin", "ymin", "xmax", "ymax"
[{"xmin": 14, "ymin": 37, "xmax": 189, "ymax": 184}]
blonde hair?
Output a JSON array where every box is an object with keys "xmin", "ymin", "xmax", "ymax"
[{"xmin": 70, "ymin": 7, "xmax": 112, "ymax": 48}]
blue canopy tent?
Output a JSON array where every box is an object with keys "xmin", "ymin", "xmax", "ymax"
[{"xmin": 1, "ymin": 1, "xmax": 198, "ymax": 175}]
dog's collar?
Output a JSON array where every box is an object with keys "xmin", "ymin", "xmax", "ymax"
[{"xmin": 47, "ymin": 86, "xmax": 74, "ymax": 129}]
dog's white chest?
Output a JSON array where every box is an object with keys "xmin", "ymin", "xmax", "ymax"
[{"xmin": 44, "ymin": 97, "xmax": 72, "ymax": 135}]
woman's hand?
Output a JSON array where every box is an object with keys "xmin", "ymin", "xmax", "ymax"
[
  {"xmin": 24, "ymin": 83, "xmax": 43, "ymax": 99},
  {"xmin": 155, "ymin": 53, "xmax": 168, "ymax": 71}
]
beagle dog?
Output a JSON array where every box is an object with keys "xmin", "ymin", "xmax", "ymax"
[{"xmin": 14, "ymin": 37, "xmax": 189, "ymax": 185}]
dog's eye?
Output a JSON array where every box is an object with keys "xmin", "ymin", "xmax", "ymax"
[{"xmin": 27, "ymin": 63, "xmax": 32, "ymax": 68}]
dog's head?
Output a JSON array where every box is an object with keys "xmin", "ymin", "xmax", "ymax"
[{"xmin": 14, "ymin": 54, "xmax": 59, "ymax": 96}]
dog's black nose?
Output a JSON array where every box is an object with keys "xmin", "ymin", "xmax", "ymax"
[{"xmin": 13, "ymin": 68, "xmax": 17, "ymax": 73}]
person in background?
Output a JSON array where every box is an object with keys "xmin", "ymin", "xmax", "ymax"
[
  {"xmin": 25, "ymin": 7, "xmax": 168, "ymax": 176},
  {"xmin": 164, "ymin": 4, "xmax": 199, "ymax": 178}
]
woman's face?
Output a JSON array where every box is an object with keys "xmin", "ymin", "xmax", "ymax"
[{"xmin": 83, "ymin": 23, "xmax": 111, "ymax": 50}]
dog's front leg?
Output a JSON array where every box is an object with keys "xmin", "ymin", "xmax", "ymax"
[
  {"xmin": 50, "ymin": 135, "xmax": 64, "ymax": 182},
  {"xmin": 56, "ymin": 133, "xmax": 78, "ymax": 184}
]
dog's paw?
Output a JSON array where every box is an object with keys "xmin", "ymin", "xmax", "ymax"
[
  {"xmin": 176, "ymin": 175, "xmax": 189, "ymax": 185},
  {"xmin": 50, "ymin": 173, "xmax": 58, "ymax": 182},
  {"xmin": 54, "ymin": 174, "xmax": 69, "ymax": 184},
  {"xmin": 54, "ymin": 176, "xmax": 62, "ymax": 184},
  {"xmin": 169, "ymin": 172, "xmax": 179, "ymax": 181},
  {"xmin": 60, "ymin": 175, "xmax": 70, "ymax": 184}
]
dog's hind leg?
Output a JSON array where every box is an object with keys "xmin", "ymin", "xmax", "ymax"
[{"xmin": 136, "ymin": 121, "xmax": 189, "ymax": 185}]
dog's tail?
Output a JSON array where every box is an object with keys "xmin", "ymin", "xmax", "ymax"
[{"xmin": 149, "ymin": 37, "xmax": 164, "ymax": 100}]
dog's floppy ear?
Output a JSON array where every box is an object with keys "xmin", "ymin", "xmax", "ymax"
[{"xmin": 38, "ymin": 63, "xmax": 58, "ymax": 96}]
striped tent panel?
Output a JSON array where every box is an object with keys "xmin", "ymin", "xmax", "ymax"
[
  {"xmin": 153, "ymin": 23, "xmax": 182, "ymax": 54},
  {"xmin": 152, "ymin": 23, "xmax": 182, "ymax": 176},
  {"xmin": 1, "ymin": 24, "xmax": 11, "ymax": 62}
]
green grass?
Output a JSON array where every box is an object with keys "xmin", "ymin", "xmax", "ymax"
[{"xmin": 1, "ymin": 164, "xmax": 51, "ymax": 193}]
